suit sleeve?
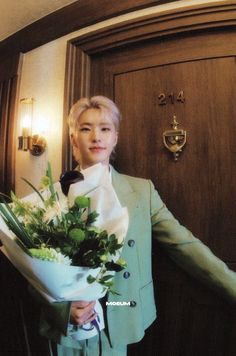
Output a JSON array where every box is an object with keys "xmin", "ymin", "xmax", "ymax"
[
  {"xmin": 149, "ymin": 180, "xmax": 236, "ymax": 302},
  {"xmin": 40, "ymin": 301, "xmax": 71, "ymax": 336},
  {"xmin": 28, "ymin": 285, "xmax": 71, "ymax": 336}
]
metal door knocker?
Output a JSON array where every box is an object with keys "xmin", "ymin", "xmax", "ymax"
[{"xmin": 163, "ymin": 115, "xmax": 187, "ymax": 161}]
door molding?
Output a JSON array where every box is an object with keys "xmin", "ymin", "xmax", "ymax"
[
  {"xmin": 0, "ymin": 54, "xmax": 22, "ymax": 193},
  {"xmin": 1, "ymin": 0, "xmax": 173, "ymax": 60},
  {"xmin": 63, "ymin": 1, "xmax": 236, "ymax": 170}
]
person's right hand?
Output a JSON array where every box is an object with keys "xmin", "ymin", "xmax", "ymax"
[{"xmin": 70, "ymin": 300, "xmax": 97, "ymax": 326}]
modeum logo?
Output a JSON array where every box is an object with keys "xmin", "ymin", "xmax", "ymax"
[{"xmin": 106, "ymin": 301, "xmax": 131, "ymax": 306}]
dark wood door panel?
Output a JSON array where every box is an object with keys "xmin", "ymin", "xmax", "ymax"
[{"xmin": 113, "ymin": 57, "xmax": 236, "ymax": 262}]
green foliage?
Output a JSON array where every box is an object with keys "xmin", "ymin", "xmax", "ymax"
[{"xmin": 0, "ymin": 162, "xmax": 127, "ymax": 293}]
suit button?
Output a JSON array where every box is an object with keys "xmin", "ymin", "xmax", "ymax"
[
  {"xmin": 128, "ymin": 239, "xmax": 135, "ymax": 247},
  {"xmin": 123, "ymin": 271, "xmax": 130, "ymax": 279},
  {"xmin": 130, "ymin": 300, "xmax": 137, "ymax": 307}
]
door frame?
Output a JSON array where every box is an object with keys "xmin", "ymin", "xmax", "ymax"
[{"xmin": 0, "ymin": 54, "xmax": 22, "ymax": 194}]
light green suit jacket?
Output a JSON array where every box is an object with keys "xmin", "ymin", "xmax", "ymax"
[{"xmin": 39, "ymin": 168, "xmax": 236, "ymax": 348}]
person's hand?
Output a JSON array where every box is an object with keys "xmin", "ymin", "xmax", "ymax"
[{"xmin": 70, "ymin": 300, "xmax": 97, "ymax": 326}]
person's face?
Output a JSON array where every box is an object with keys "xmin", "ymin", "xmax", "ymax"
[{"xmin": 71, "ymin": 108, "xmax": 118, "ymax": 169}]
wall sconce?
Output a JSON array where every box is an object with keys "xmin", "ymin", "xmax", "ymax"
[{"xmin": 18, "ymin": 98, "xmax": 47, "ymax": 156}]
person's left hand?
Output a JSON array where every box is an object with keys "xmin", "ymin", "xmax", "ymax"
[{"xmin": 70, "ymin": 300, "xmax": 97, "ymax": 326}]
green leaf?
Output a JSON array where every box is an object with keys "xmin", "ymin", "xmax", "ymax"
[
  {"xmin": 103, "ymin": 281, "xmax": 113, "ymax": 287},
  {"xmin": 46, "ymin": 162, "xmax": 58, "ymax": 202},
  {"xmin": 65, "ymin": 212, "xmax": 76, "ymax": 223},
  {"xmin": 86, "ymin": 211, "xmax": 99, "ymax": 225},
  {"xmin": 109, "ymin": 234, "xmax": 116, "ymax": 242},
  {"xmin": 61, "ymin": 245, "xmax": 74, "ymax": 255},
  {"xmin": 0, "ymin": 202, "xmax": 35, "ymax": 249},
  {"xmin": 100, "ymin": 275, "xmax": 114, "ymax": 282},
  {"xmin": 0, "ymin": 192, "xmax": 11, "ymax": 203},
  {"xmin": 105, "ymin": 261, "xmax": 126, "ymax": 272},
  {"xmin": 21, "ymin": 178, "xmax": 45, "ymax": 203},
  {"xmin": 87, "ymin": 275, "xmax": 96, "ymax": 284},
  {"xmin": 83, "ymin": 250, "xmax": 96, "ymax": 260},
  {"xmin": 108, "ymin": 289, "xmax": 121, "ymax": 296}
]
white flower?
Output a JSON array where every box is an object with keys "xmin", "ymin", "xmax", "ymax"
[
  {"xmin": 29, "ymin": 246, "xmax": 72, "ymax": 265},
  {"xmin": 43, "ymin": 196, "xmax": 69, "ymax": 223}
]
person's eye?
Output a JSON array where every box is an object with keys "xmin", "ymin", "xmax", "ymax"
[
  {"xmin": 80, "ymin": 127, "xmax": 90, "ymax": 132},
  {"xmin": 101, "ymin": 127, "xmax": 111, "ymax": 131}
]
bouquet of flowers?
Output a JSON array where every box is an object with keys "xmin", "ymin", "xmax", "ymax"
[{"xmin": 0, "ymin": 163, "xmax": 129, "ymax": 340}]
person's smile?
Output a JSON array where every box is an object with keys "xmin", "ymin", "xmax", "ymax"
[{"xmin": 89, "ymin": 146, "xmax": 106, "ymax": 152}]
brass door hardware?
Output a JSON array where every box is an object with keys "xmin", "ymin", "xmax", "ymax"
[{"xmin": 163, "ymin": 115, "xmax": 186, "ymax": 161}]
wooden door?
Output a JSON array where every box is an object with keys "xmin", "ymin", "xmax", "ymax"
[{"xmin": 87, "ymin": 32, "xmax": 236, "ymax": 356}]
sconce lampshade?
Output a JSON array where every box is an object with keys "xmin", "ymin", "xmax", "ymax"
[{"xmin": 18, "ymin": 98, "xmax": 46, "ymax": 156}]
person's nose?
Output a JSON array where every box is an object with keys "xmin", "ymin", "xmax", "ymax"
[{"xmin": 91, "ymin": 128, "xmax": 101, "ymax": 142}]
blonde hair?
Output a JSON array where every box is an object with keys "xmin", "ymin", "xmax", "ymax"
[
  {"xmin": 68, "ymin": 95, "xmax": 121, "ymax": 163},
  {"xmin": 68, "ymin": 95, "xmax": 121, "ymax": 136}
]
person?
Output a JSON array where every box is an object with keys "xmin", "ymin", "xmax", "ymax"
[{"xmin": 39, "ymin": 95, "xmax": 236, "ymax": 356}]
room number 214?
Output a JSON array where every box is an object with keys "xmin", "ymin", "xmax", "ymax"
[{"xmin": 158, "ymin": 91, "xmax": 185, "ymax": 105}]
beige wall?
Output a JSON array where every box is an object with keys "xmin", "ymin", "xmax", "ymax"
[
  {"xmin": 16, "ymin": 0, "xmax": 224, "ymax": 196},
  {"xmin": 16, "ymin": 37, "xmax": 68, "ymax": 196}
]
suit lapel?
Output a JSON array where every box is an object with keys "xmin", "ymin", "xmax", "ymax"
[{"xmin": 111, "ymin": 167, "xmax": 139, "ymax": 223}]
